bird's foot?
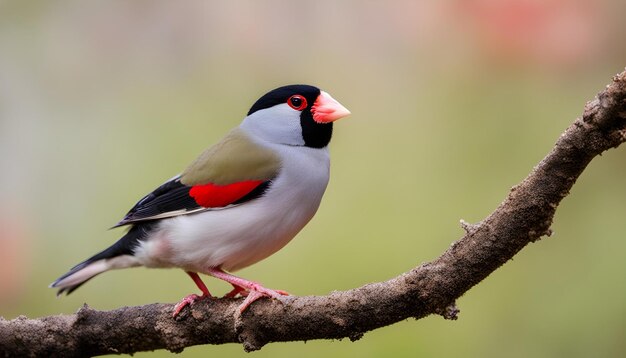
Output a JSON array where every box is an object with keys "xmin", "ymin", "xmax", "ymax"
[
  {"xmin": 224, "ymin": 285, "xmax": 248, "ymax": 298},
  {"xmin": 173, "ymin": 293, "xmax": 212, "ymax": 317},
  {"xmin": 173, "ymin": 271, "xmax": 214, "ymax": 317},
  {"xmin": 207, "ymin": 268, "xmax": 290, "ymax": 313},
  {"xmin": 238, "ymin": 284, "xmax": 289, "ymax": 312}
]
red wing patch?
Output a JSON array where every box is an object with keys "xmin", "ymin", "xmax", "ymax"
[{"xmin": 189, "ymin": 180, "xmax": 264, "ymax": 208}]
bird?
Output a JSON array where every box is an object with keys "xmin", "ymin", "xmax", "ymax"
[{"xmin": 50, "ymin": 84, "xmax": 351, "ymax": 316}]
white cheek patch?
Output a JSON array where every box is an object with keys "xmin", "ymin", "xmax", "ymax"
[{"xmin": 240, "ymin": 104, "xmax": 305, "ymax": 146}]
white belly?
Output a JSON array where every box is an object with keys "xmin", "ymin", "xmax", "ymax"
[{"xmin": 133, "ymin": 145, "xmax": 330, "ymax": 272}]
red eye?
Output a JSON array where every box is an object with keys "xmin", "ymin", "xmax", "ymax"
[{"xmin": 287, "ymin": 95, "xmax": 307, "ymax": 111}]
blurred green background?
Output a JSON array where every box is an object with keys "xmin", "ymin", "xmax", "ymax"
[{"xmin": 1, "ymin": 1, "xmax": 626, "ymax": 357}]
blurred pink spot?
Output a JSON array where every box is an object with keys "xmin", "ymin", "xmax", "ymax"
[
  {"xmin": 0, "ymin": 212, "xmax": 31, "ymax": 307},
  {"xmin": 455, "ymin": 0, "xmax": 605, "ymax": 68}
]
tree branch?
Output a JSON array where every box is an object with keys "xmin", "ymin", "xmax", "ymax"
[{"xmin": 2, "ymin": 70, "xmax": 626, "ymax": 357}]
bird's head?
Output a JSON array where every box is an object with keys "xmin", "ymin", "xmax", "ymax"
[{"xmin": 241, "ymin": 85, "xmax": 350, "ymax": 148}]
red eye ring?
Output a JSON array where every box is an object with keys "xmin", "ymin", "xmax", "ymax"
[{"xmin": 287, "ymin": 95, "xmax": 307, "ymax": 111}]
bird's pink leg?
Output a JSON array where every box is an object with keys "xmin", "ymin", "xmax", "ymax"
[
  {"xmin": 172, "ymin": 271, "xmax": 214, "ymax": 317},
  {"xmin": 223, "ymin": 284, "xmax": 248, "ymax": 298},
  {"xmin": 207, "ymin": 268, "xmax": 289, "ymax": 312}
]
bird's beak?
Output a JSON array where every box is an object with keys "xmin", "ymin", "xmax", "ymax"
[{"xmin": 311, "ymin": 91, "xmax": 351, "ymax": 123}]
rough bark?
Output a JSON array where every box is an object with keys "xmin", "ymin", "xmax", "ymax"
[{"xmin": 2, "ymin": 69, "xmax": 626, "ymax": 357}]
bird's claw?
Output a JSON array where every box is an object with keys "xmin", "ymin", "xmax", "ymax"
[
  {"xmin": 224, "ymin": 283, "xmax": 289, "ymax": 299},
  {"xmin": 172, "ymin": 293, "xmax": 211, "ymax": 317},
  {"xmin": 238, "ymin": 284, "xmax": 290, "ymax": 312}
]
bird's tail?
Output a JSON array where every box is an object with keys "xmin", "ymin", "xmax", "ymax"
[{"xmin": 50, "ymin": 224, "xmax": 152, "ymax": 295}]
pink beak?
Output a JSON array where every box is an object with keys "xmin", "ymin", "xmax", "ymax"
[{"xmin": 311, "ymin": 91, "xmax": 351, "ymax": 123}]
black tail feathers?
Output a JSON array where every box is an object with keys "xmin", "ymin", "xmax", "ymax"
[{"xmin": 50, "ymin": 223, "xmax": 154, "ymax": 295}]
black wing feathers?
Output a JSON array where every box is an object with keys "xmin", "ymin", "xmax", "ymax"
[
  {"xmin": 113, "ymin": 177, "xmax": 199, "ymax": 227},
  {"xmin": 113, "ymin": 176, "xmax": 273, "ymax": 227}
]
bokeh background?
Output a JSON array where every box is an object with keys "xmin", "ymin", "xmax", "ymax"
[{"xmin": 1, "ymin": 1, "xmax": 626, "ymax": 357}]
